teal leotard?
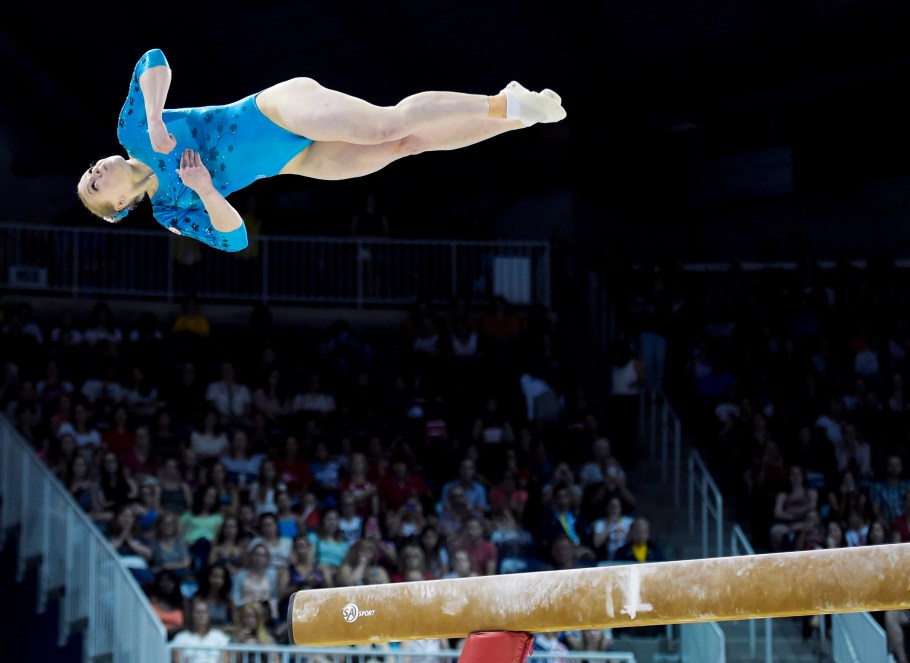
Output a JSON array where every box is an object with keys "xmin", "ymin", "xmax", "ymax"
[{"xmin": 117, "ymin": 49, "xmax": 314, "ymax": 252}]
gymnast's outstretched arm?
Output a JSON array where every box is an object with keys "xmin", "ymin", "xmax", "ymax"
[{"xmin": 138, "ymin": 54, "xmax": 177, "ymax": 154}]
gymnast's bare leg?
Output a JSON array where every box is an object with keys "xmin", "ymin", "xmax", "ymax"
[{"xmin": 257, "ymin": 78, "xmax": 564, "ymax": 147}]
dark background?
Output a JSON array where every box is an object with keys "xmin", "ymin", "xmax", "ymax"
[{"xmin": 4, "ymin": 0, "xmax": 910, "ymax": 260}]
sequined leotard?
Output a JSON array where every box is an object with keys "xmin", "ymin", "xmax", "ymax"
[{"xmin": 117, "ymin": 49, "xmax": 314, "ymax": 252}]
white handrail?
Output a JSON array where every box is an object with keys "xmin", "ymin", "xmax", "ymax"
[{"xmin": 0, "ymin": 416, "xmax": 168, "ymax": 662}]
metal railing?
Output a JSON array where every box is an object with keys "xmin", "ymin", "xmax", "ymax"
[
  {"xmin": 831, "ymin": 612, "xmax": 890, "ymax": 663},
  {"xmin": 0, "ymin": 415, "xmax": 168, "ymax": 662},
  {"xmin": 168, "ymin": 643, "xmax": 637, "ymax": 662},
  {"xmin": 639, "ymin": 389, "xmax": 682, "ymax": 508},
  {"xmin": 679, "ymin": 622, "xmax": 725, "ymax": 663},
  {"xmin": 687, "ymin": 450, "xmax": 723, "ymax": 559},
  {"xmin": 0, "ymin": 223, "xmax": 551, "ymax": 307},
  {"xmin": 729, "ymin": 525, "xmax": 773, "ymax": 662}
]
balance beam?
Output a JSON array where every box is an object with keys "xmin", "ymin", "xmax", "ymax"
[{"xmin": 289, "ymin": 542, "xmax": 910, "ymax": 646}]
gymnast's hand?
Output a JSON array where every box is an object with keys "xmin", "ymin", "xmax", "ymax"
[
  {"xmin": 176, "ymin": 149, "xmax": 214, "ymax": 194},
  {"xmin": 148, "ymin": 118, "xmax": 177, "ymax": 154}
]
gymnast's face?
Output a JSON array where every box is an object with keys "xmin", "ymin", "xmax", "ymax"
[{"xmin": 78, "ymin": 156, "xmax": 132, "ymax": 217}]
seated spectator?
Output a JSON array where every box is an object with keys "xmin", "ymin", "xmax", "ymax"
[
  {"xmin": 208, "ymin": 516, "xmax": 247, "ymax": 577},
  {"xmin": 57, "ymin": 401, "xmax": 102, "ymax": 459},
  {"xmin": 440, "ymin": 457, "xmax": 489, "ymax": 515},
  {"xmin": 890, "ymin": 490, "xmax": 910, "ymax": 543},
  {"xmin": 108, "ymin": 504, "xmax": 154, "ymax": 585},
  {"xmin": 102, "ymin": 403, "xmax": 136, "ymax": 458},
  {"xmin": 152, "ymin": 406, "xmax": 184, "ymax": 461},
  {"xmin": 247, "ymin": 513, "xmax": 293, "ymax": 572},
  {"xmin": 273, "ymin": 435, "xmax": 312, "ymax": 498},
  {"xmin": 390, "ymin": 543, "xmax": 434, "ymax": 582},
  {"xmin": 834, "ymin": 421, "xmax": 874, "ymax": 482},
  {"xmin": 231, "ymin": 543, "xmax": 280, "ymax": 623},
  {"xmin": 231, "ymin": 601, "xmax": 277, "ymax": 655},
  {"xmin": 158, "ymin": 457, "xmax": 194, "ymax": 517},
  {"xmin": 336, "ymin": 490, "xmax": 364, "ymax": 544},
  {"xmin": 308, "ymin": 440, "xmax": 344, "ymax": 501},
  {"xmin": 249, "ymin": 458, "xmax": 283, "ymax": 517},
  {"xmin": 180, "ymin": 484, "xmax": 225, "ymax": 576},
  {"xmin": 274, "ymin": 489, "xmax": 300, "ymax": 540},
  {"xmin": 591, "ymin": 496, "xmax": 635, "ymax": 562},
  {"xmin": 123, "ymin": 364, "xmax": 161, "ymax": 422},
  {"xmin": 579, "ymin": 436, "xmax": 626, "ymax": 487},
  {"xmin": 291, "ymin": 372, "xmax": 337, "ymax": 420},
  {"xmin": 49, "ymin": 392, "xmax": 74, "ymax": 439},
  {"xmin": 306, "ymin": 508, "xmax": 350, "ymax": 584},
  {"xmin": 83, "ymin": 301, "xmax": 123, "ymax": 349},
  {"xmin": 417, "ymin": 524, "xmax": 450, "ymax": 580},
  {"xmin": 206, "ymin": 361, "xmax": 253, "ymax": 430},
  {"xmin": 181, "ymin": 447, "xmax": 205, "ymax": 491},
  {"xmin": 80, "ymin": 359, "xmax": 125, "ymax": 405},
  {"xmin": 189, "ymin": 409, "xmax": 229, "ymax": 463},
  {"xmin": 489, "ymin": 507, "xmax": 537, "ymax": 573},
  {"xmin": 613, "ymin": 517, "xmax": 667, "ymax": 563},
  {"xmin": 193, "ymin": 563, "xmax": 235, "ymax": 635},
  {"xmin": 870, "ymin": 454, "xmax": 910, "ymax": 524},
  {"xmin": 449, "ymin": 516, "xmax": 498, "ymax": 576},
  {"xmin": 471, "ymin": 396, "xmax": 516, "ymax": 446},
  {"xmin": 252, "ymin": 368, "xmax": 292, "ymax": 430},
  {"xmin": 825, "ymin": 469, "xmax": 868, "ymax": 526},
  {"xmin": 436, "ymin": 485, "xmax": 483, "ymax": 540},
  {"xmin": 172, "ymin": 297, "xmax": 211, "ymax": 339},
  {"xmin": 335, "ymin": 538, "xmax": 382, "ymax": 587},
  {"xmin": 207, "ymin": 461, "xmax": 239, "ymax": 516},
  {"xmin": 411, "ymin": 315, "xmax": 442, "ymax": 356},
  {"xmin": 149, "ymin": 569, "xmax": 187, "ymax": 639},
  {"xmin": 580, "ymin": 460, "xmax": 638, "ymax": 524},
  {"xmin": 237, "ymin": 503, "xmax": 260, "ymax": 542},
  {"xmin": 868, "ymin": 518, "xmax": 890, "ymax": 545},
  {"xmin": 769, "ymin": 464, "xmax": 819, "ymax": 552},
  {"xmin": 36, "ymin": 359, "xmax": 74, "ymax": 413},
  {"xmin": 170, "ymin": 597, "xmax": 231, "ymax": 662},
  {"xmin": 824, "ymin": 519, "xmax": 846, "ymax": 549},
  {"xmin": 359, "ymin": 513, "xmax": 399, "ymax": 570},
  {"xmin": 488, "ymin": 469, "xmax": 529, "ymax": 521},
  {"xmin": 97, "ymin": 449, "xmax": 139, "ymax": 525},
  {"xmin": 49, "ymin": 311, "xmax": 85, "ymax": 348},
  {"xmin": 150, "ymin": 511, "xmax": 194, "ymax": 580},
  {"xmin": 377, "ymin": 453, "xmax": 432, "ymax": 515},
  {"xmin": 219, "ymin": 429, "xmax": 265, "ymax": 494},
  {"xmin": 445, "ymin": 549, "xmax": 478, "ymax": 579},
  {"xmin": 66, "ymin": 455, "xmax": 106, "ymax": 522},
  {"xmin": 540, "ymin": 461, "xmax": 583, "ymax": 511},
  {"xmin": 48, "ymin": 430, "xmax": 78, "ymax": 481},
  {"xmin": 539, "ymin": 482, "xmax": 591, "ymax": 554},
  {"xmin": 134, "ymin": 476, "xmax": 164, "ymax": 540},
  {"xmin": 339, "ymin": 451, "xmax": 378, "ymax": 518},
  {"xmin": 387, "ymin": 495, "xmax": 427, "ymax": 547},
  {"xmin": 121, "ymin": 425, "xmax": 161, "ymax": 483},
  {"xmin": 547, "ymin": 534, "xmax": 596, "ymax": 571},
  {"xmin": 277, "ymin": 535, "xmax": 329, "ymax": 619}
]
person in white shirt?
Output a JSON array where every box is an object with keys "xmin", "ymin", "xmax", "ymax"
[
  {"xmin": 206, "ymin": 361, "xmax": 252, "ymax": 428},
  {"xmin": 171, "ymin": 597, "xmax": 230, "ymax": 663}
]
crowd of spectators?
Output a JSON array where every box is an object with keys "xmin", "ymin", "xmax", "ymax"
[
  {"xmin": 613, "ymin": 253, "xmax": 910, "ymax": 657},
  {"xmin": 1, "ymin": 294, "xmax": 657, "ymax": 660}
]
